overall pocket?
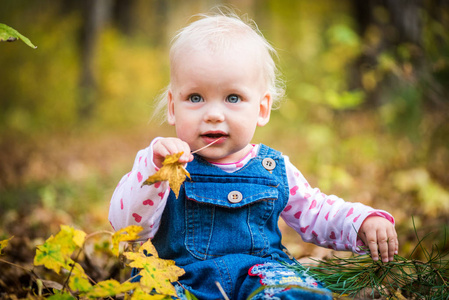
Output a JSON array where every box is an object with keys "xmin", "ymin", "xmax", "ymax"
[{"xmin": 184, "ymin": 176, "xmax": 279, "ymax": 260}]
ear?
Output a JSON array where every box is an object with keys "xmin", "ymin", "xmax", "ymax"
[
  {"xmin": 167, "ymin": 90, "xmax": 176, "ymax": 125},
  {"xmin": 257, "ymin": 92, "xmax": 272, "ymax": 127}
]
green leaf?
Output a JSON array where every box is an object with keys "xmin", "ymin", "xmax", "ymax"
[
  {"xmin": 184, "ymin": 289, "xmax": 199, "ymax": 300},
  {"xmin": 0, "ymin": 23, "xmax": 37, "ymax": 48},
  {"xmin": 34, "ymin": 239, "xmax": 67, "ymax": 273},
  {"xmin": 68, "ymin": 262, "xmax": 92, "ymax": 292},
  {"xmin": 47, "ymin": 291, "xmax": 77, "ymax": 300}
]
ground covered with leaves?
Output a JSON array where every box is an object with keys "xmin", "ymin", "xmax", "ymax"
[{"xmin": 1, "ymin": 113, "xmax": 448, "ymax": 299}]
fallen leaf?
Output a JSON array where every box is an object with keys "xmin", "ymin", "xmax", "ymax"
[
  {"xmin": 111, "ymin": 225, "xmax": 143, "ymax": 257},
  {"xmin": 34, "ymin": 226, "xmax": 86, "ymax": 274},
  {"xmin": 124, "ymin": 239, "xmax": 185, "ymax": 296},
  {"xmin": 0, "ymin": 237, "xmax": 13, "ymax": 254},
  {"xmin": 84, "ymin": 279, "xmax": 138, "ymax": 298},
  {"xmin": 142, "ymin": 152, "xmax": 190, "ymax": 198}
]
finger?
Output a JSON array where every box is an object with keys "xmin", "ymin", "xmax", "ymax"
[
  {"xmin": 154, "ymin": 139, "xmax": 189, "ymax": 167},
  {"xmin": 387, "ymin": 237, "xmax": 396, "ymax": 261},
  {"xmin": 178, "ymin": 141, "xmax": 192, "ymax": 163},
  {"xmin": 160, "ymin": 138, "xmax": 188, "ymax": 157},
  {"xmin": 387, "ymin": 227, "xmax": 398, "ymax": 261},
  {"xmin": 363, "ymin": 231, "xmax": 379, "ymax": 261},
  {"xmin": 376, "ymin": 230, "xmax": 390, "ymax": 263},
  {"xmin": 154, "ymin": 139, "xmax": 175, "ymax": 157}
]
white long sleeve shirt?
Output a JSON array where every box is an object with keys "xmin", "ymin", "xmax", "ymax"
[{"xmin": 109, "ymin": 138, "xmax": 394, "ymax": 254}]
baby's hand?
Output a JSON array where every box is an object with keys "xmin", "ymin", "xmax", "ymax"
[
  {"xmin": 153, "ymin": 138, "xmax": 194, "ymax": 169},
  {"xmin": 359, "ymin": 216, "xmax": 398, "ymax": 262}
]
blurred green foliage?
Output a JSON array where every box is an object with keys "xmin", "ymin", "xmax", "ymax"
[{"xmin": 0, "ymin": 0, "xmax": 448, "ymax": 258}]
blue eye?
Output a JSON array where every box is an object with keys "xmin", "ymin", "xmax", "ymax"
[
  {"xmin": 189, "ymin": 94, "xmax": 203, "ymax": 103},
  {"xmin": 226, "ymin": 94, "xmax": 240, "ymax": 103}
]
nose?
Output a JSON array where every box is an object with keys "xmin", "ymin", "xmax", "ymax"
[{"xmin": 203, "ymin": 102, "xmax": 225, "ymax": 123}]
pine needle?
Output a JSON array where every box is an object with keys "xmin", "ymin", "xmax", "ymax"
[
  {"xmin": 294, "ymin": 253, "xmax": 449, "ymax": 299},
  {"xmin": 292, "ymin": 227, "xmax": 449, "ymax": 300}
]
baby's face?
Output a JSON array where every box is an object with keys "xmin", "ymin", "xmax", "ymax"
[{"xmin": 167, "ymin": 44, "xmax": 272, "ymax": 163}]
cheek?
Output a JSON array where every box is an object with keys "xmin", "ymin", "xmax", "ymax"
[
  {"xmin": 175, "ymin": 116, "xmax": 195, "ymax": 138},
  {"xmin": 233, "ymin": 118, "xmax": 258, "ymax": 139}
]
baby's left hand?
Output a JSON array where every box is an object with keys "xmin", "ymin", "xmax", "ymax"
[{"xmin": 359, "ymin": 216, "xmax": 398, "ymax": 262}]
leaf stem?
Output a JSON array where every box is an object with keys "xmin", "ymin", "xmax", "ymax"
[
  {"xmin": 215, "ymin": 281, "xmax": 230, "ymax": 300},
  {"xmin": 191, "ymin": 137, "xmax": 223, "ymax": 154},
  {"xmin": 0, "ymin": 257, "xmax": 32, "ymax": 272}
]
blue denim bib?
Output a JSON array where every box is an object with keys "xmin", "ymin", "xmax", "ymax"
[
  {"xmin": 143, "ymin": 145, "xmax": 333, "ymax": 299},
  {"xmin": 152, "ymin": 144, "xmax": 291, "ymax": 266}
]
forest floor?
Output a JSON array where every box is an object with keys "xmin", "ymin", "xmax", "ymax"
[{"xmin": 0, "ymin": 122, "xmax": 448, "ymax": 299}]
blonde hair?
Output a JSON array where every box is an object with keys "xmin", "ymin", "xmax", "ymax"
[{"xmin": 153, "ymin": 10, "xmax": 285, "ymax": 122}]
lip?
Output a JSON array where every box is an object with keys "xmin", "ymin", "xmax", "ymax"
[{"xmin": 200, "ymin": 131, "xmax": 228, "ymax": 145}]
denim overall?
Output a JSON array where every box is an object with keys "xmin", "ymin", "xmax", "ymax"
[{"xmin": 147, "ymin": 145, "xmax": 332, "ymax": 299}]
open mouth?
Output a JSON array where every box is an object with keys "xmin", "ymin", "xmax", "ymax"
[
  {"xmin": 202, "ymin": 133, "xmax": 227, "ymax": 139},
  {"xmin": 200, "ymin": 132, "xmax": 228, "ymax": 144}
]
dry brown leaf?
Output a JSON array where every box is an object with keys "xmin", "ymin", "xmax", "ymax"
[{"xmin": 141, "ymin": 152, "xmax": 190, "ymax": 198}]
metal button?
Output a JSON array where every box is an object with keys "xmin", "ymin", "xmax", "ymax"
[
  {"xmin": 262, "ymin": 158, "xmax": 276, "ymax": 171},
  {"xmin": 228, "ymin": 191, "xmax": 243, "ymax": 203}
]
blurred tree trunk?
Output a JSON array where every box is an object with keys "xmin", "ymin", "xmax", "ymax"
[
  {"xmin": 79, "ymin": 0, "xmax": 113, "ymax": 119},
  {"xmin": 113, "ymin": 0, "xmax": 138, "ymax": 36},
  {"xmin": 112, "ymin": 0, "xmax": 169, "ymax": 46},
  {"xmin": 350, "ymin": 0, "xmax": 424, "ymax": 107}
]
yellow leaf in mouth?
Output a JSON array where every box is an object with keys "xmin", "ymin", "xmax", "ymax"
[{"xmin": 141, "ymin": 152, "xmax": 190, "ymax": 198}]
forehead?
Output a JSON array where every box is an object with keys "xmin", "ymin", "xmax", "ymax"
[
  {"xmin": 172, "ymin": 30, "xmax": 264, "ymax": 61},
  {"xmin": 170, "ymin": 46, "xmax": 264, "ymax": 91},
  {"xmin": 170, "ymin": 41, "xmax": 264, "ymax": 81}
]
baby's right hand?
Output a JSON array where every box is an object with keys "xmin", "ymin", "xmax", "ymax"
[{"xmin": 153, "ymin": 138, "xmax": 194, "ymax": 169}]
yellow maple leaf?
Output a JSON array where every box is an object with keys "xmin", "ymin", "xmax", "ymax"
[
  {"xmin": 124, "ymin": 239, "xmax": 185, "ymax": 297},
  {"xmin": 68, "ymin": 262, "xmax": 92, "ymax": 292},
  {"xmin": 141, "ymin": 152, "xmax": 190, "ymax": 198},
  {"xmin": 34, "ymin": 226, "xmax": 87, "ymax": 274},
  {"xmin": 131, "ymin": 287, "xmax": 169, "ymax": 299},
  {"xmin": 84, "ymin": 279, "xmax": 139, "ymax": 298},
  {"xmin": 111, "ymin": 225, "xmax": 143, "ymax": 257}
]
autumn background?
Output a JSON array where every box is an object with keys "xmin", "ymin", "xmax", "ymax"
[{"xmin": 1, "ymin": 0, "xmax": 448, "ymax": 294}]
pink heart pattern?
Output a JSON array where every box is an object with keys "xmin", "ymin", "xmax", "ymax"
[
  {"xmin": 283, "ymin": 205, "xmax": 292, "ymax": 212},
  {"xmin": 132, "ymin": 213, "xmax": 142, "ymax": 223},
  {"xmin": 143, "ymin": 199, "xmax": 154, "ymax": 206},
  {"xmin": 290, "ymin": 185, "xmax": 299, "ymax": 195},
  {"xmin": 346, "ymin": 208, "xmax": 354, "ymax": 217},
  {"xmin": 309, "ymin": 200, "xmax": 317, "ymax": 210},
  {"xmin": 300, "ymin": 225, "xmax": 309, "ymax": 233}
]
